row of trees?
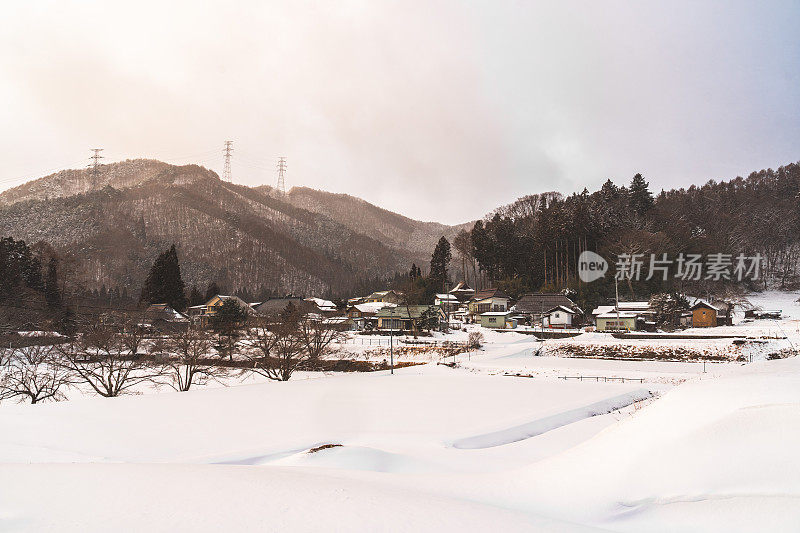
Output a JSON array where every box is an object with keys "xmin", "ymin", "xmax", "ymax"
[
  {"xmin": 440, "ymin": 165, "xmax": 800, "ymax": 312},
  {"xmin": 0, "ymin": 309, "xmax": 347, "ymax": 405}
]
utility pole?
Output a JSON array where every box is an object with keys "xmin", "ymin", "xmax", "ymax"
[
  {"xmin": 222, "ymin": 141, "xmax": 233, "ymax": 182},
  {"xmin": 615, "ymin": 277, "xmax": 621, "ymax": 331},
  {"xmin": 277, "ymin": 157, "xmax": 287, "ymax": 195},
  {"xmin": 89, "ymin": 148, "xmax": 103, "ymax": 187},
  {"xmin": 389, "ymin": 306, "xmax": 394, "ymax": 375}
]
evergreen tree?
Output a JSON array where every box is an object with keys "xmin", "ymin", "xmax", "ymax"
[
  {"xmin": 140, "ymin": 244, "xmax": 188, "ymax": 311},
  {"xmin": 205, "ymin": 282, "xmax": 221, "ymax": 302},
  {"xmin": 44, "ymin": 257, "xmax": 61, "ymax": 308},
  {"xmin": 188, "ymin": 285, "xmax": 204, "ymax": 306},
  {"xmin": 429, "ymin": 236, "xmax": 452, "ymax": 290},
  {"xmin": 600, "ymin": 179, "xmax": 620, "ymax": 202},
  {"xmin": 628, "ymin": 173, "xmax": 654, "ymax": 215}
]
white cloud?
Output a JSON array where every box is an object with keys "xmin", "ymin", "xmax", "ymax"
[{"xmin": 0, "ymin": 0, "xmax": 798, "ymax": 223}]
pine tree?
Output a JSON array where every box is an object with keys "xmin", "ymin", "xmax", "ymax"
[
  {"xmin": 44, "ymin": 257, "xmax": 61, "ymax": 308},
  {"xmin": 140, "ymin": 244, "xmax": 187, "ymax": 311},
  {"xmin": 188, "ymin": 285, "xmax": 204, "ymax": 306},
  {"xmin": 628, "ymin": 173, "xmax": 654, "ymax": 215},
  {"xmin": 205, "ymin": 282, "xmax": 220, "ymax": 302},
  {"xmin": 429, "ymin": 236, "xmax": 452, "ymax": 290}
]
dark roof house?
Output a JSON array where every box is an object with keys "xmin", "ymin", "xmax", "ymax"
[
  {"xmin": 254, "ymin": 297, "xmax": 316, "ymax": 317},
  {"xmin": 512, "ymin": 293, "xmax": 580, "ymax": 316}
]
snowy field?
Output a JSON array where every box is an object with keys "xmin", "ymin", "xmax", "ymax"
[{"xmin": 1, "ymin": 291, "xmax": 799, "ymax": 531}]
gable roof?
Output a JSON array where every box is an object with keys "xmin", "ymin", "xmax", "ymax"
[
  {"xmin": 145, "ymin": 303, "xmax": 188, "ymax": 322},
  {"xmin": 352, "ymin": 302, "xmax": 396, "ymax": 314},
  {"xmin": 254, "ymin": 297, "xmax": 316, "ymax": 315},
  {"xmin": 449, "ymin": 281, "xmax": 474, "ymax": 293},
  {"xmin": 690, "ymin": 299, "xmax": 717, "ymax": 311},
  {"xmin": 304, "ymin": 297, "xmax": 337, "ymax": 311},
  {"xmin": 471, "ymin": 288, "xmax": 510, "ymax": 301},
  {"xmin": 205, "ymin": 295, "xmax": 254, "ymax": 312},
  {"xmin": 513, "ymin": 293, "xmax": 576, "ymax": 314},
  {"xmin": 375, "ymin": 305, "xmax": 442, "ymax": 319},
  {"xmin": 546, "ymin": 305, "xmax": 577, "ymax": 315}
]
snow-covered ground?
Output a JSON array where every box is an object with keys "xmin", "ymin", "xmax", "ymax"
[{"xmin": 1, "ymin": 291, "xmax": 799, "ymax": 531}]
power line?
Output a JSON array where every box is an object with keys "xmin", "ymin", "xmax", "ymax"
[
  {"xmin": 277, "ymin": 157, "xmax": 287, "ymax": 195},
  {"xmin": 222, "ymin": 141, "xmax": 233, "ymax": 182}
]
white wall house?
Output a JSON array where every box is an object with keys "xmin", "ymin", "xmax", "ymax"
[{"xmin": 543, "ymin": 305, "xmax": 576, "ymax": 328}]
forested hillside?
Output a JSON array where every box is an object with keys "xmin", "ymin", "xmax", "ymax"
[
  {"xmin": 0, "ymin": 161, "xmax": 426, "ymax": 300},
  {"xmin": 459, "ymin": 161, "xmax": 800, "ymax": 310},
  {"xmin": 263, "ymin": 186, "xmax": 470, "ymax": 255}
]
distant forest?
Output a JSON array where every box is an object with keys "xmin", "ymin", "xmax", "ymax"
[
  {"xmin": 2, "ymin": 160, "xmax": 799, "ymax": 330},
  {"xmin": 429, "ymin": 161, "xmax": 800, "ymax": 312}
]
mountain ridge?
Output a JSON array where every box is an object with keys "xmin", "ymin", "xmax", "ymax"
[{"xmin": 0, "ymin": 160, "xmax": 464, "ymax": 297}]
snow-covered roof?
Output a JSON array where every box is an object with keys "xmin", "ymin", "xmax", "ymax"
[
  {"xmin": 353, "ymin": 302, "xmax": 396, "ymax": 314},
  {"xmin": 322, "ymin": 316, "xmax": 350, "ymax": 324},
  {"xmin": 449, "ymin": 282, "xmax": 474, "ymax": 293},
  {"xmin": 617, "ymin": 301, "xmax": 651, "ymax": 311},
  {"xmin": 480, "ymin": 311, "xmax": 512, "ymax": 316},
  {"xmin": 435, "ymin": 294, "xmax": 459, "ymax": 301},
  {"xmin": 596, "ymin": 310, "xmax": 639, "ymax": 319},
  {"xmin": 305, "ymin": 297, "xmax": 337, "ymax": 310},
  {"xmin": 546, "ymin": 305, "xmax": 576, "ymax": 315},
  {"xmin": 592, "ymin": 305, "xmax": 616, "ymax": 316}
]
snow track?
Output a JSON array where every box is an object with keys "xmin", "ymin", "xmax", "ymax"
[{"xmin": 450, "ymin": 389, "xmax": 652, "ymax": 449}]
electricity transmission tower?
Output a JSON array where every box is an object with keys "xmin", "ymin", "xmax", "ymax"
[
  {"xmin": 222, "ymin": 141, "xmax": 233, "ymax": 182},
  {"xmin": 277, "ymin": 157, "xmax": 287, "ymax": 195},
  {"xmin": 88, "ymin": 148, "xmax": 103, "ymax": 187}
]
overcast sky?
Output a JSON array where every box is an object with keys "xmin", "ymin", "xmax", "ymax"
[{"xmin": 0, "ymin": 1, "xmax": 798, "ymax": 224}]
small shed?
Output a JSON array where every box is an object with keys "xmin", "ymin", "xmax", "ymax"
[
  {"xmin": 690, "ymin": 301, "xmax": 717, "ymax": 328},
  {"xmin": 595, "ymin": 311, "xmax": 637, "ymax": 331},
  {"xmin": 479, "ymin": 311, "xmax": 512, "ymax": 329},
  {"xmin": 543, "ymin": 305, "xmax": 577, "ymax": 328}
]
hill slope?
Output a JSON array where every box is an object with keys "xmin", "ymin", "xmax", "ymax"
[
  {"xmin": 0, "ymin": 160, "xmax": 443, "ymax": 297},
  {"xmin": 253, "ymin": 185, "xmax": 472, "ymax": 256}
]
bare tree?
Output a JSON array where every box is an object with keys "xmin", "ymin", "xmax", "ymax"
[
  {"xmin": 0, "ymin": 343, "xmax": 72, "ymax": 404},
  {"xmin": 117, "ymin": 313, "xmax": 149, "ymax": 357},
  {"xmin": 243, "ymin": 315, "xmax": 307, "ymax": 381},
  {"xmin": 163, "ymin": 328, "xmax": 226, "ymax": 391},
  {"xmin": 58, "ymin": 324, "xmax": 165, "ymax": 397},
  {"xmin": 296, "ymin": 315, "xmax": 345, "ymax": 362},
  {"xmin": 467, "ymin": 331, "xmax": 484, "ymax": 349}
]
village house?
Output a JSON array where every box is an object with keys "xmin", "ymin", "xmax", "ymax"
[
  {"xmin": 364, "ymin": 290, "xmax": 403, "ymax": 304},
  {"xmin": 512, "ymin": 293, "xmax": 582, "ymax": 325},
  {"xmin": 591, "ymin": 301, "xmax": 654, "ymax": 329},
  {"xmin": 187, "ymin": 295, "xmax": 254, "ymax": 326},
  {"xmin": 304, "ymin": 297, "xmax": 338, "ymax": 316},
  {"xmin": 346, "ymin": 301, "xmax": 396, "ymax": 331},
  {"xmin": 468, "ymin": 288, "xmax": 510, "ymax": 321},
  {"xmin": 542, "ymin": 305, "xmax": 578, "ymax": 329},
  {"xmin": 479, "ymin": 310, "xmax": 515, "ymax": 329},
  {"xmin": 375, "ymin": 305, "xmax": 445, "ymax": 333},
  {"xmin": 594, "ymin": 309, "xmax": 638, "ymax": 331},
  {"xmin": 448, "ymin": 281, "xmax": 475, "ymax": 302},
  {"xmin": 254, "ymin": 297, "xmax": 316, "ymax": 318},
  {"xmin": 434, "ymin": 293, "xmax": 461, "ymax": 319},
  {"xmin": 143, "ymin": 303, "xmax": 189, "ymax": 332},
  {"xmin": 689, "ymin": 299, "xmax": 733, "ymax": 327}
]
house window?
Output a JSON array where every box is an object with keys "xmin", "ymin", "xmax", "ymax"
[{"xmin": 488, "ymin": 317, "xmax": 496, "ymax": 323}]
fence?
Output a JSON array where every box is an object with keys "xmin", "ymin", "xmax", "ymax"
[
  {"xmin": 340, "ymin": 337, "xmax": 469, "ymax": 348},
  {"xmin": 558, "ymin": 375, "xmax": 644, "ymax": 383}
]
